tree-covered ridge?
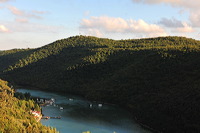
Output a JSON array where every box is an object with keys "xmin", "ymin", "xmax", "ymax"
[
  {"xmin": 4, "ymin": 36, "xmax": 114, "ymax": 72},
  {"xmin": 1, "ymin": 36, "xmax": 200, "ymax": 132},
  {"xmin": 0, "ymin": 79, "xmax": 58, "ymax": 133},
  {"xmin": 0, "ymin": 48, "xmax": 35, "ymax": 72},
  {"xmin": 2, "ymin": 36, "xmax": 200, "ymax": 72}
]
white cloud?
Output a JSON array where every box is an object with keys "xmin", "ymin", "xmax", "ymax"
[
  {"xmin": 8, "ymin": 6, "xmax": 23, "ymax": 15},
  {"xmin": 158, "ymin": 18, "xmax": 184, "ymax": 28},
  {"xmin": 0, "ymin": 25, "xmax": 9, "ymax": 33},
  {"xmin": 1, "ymin": 5, "xmax": 63, "ymax": 34},
  {"xmin": 80, "ymin": 16, "xmax": 167, "ymax": 38},
  {"xmin": 81, "ymin": 16, "xmax": 129, "ymax": 32},
  {"xmin": 0, "ymin": 0, "xmax": 11, "ymax": 3},
  {"xmin": 7, "ymin": 6, "xmax": 44, "ymax": 20},
  {"xmin": 158, "ymin": 18, "xmax": 194, "ymax": 33},
  {"xmin": 175, "ymin": 22, "xmax": 194, "ymax": 33},
  {"xmin": 189, "ymin": 10, "xmax": 200, "ymax": 27},
  {"xmin": 132, "ymin": 0, "xmax": 200, "ymax": 28},
  {"xmin": 15, "ymin": 18, "xmax": 29, "ymax": 23},
  {"xmin": 128, "ymin": 19, "xmax": 166, "ymax": 33},
  {"xmin": 132, "ymin": 0, "xmax": 200, "ymax": 9}
]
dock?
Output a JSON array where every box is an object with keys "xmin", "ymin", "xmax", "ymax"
[
  {"xmin": 42, "ymin": 116, "xmax": 61, "ymax": 119},
  {"xmin": 50, "ymin": 116, "xmax": 61, "ymax": 119}
]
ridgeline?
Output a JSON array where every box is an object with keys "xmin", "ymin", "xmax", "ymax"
[{"xmin": 1, "ymin": 35, "xmax": 200, "ymax": 132}]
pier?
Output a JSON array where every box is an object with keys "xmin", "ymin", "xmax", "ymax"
[{"xmin": 42, "ymin": 116, "xmax": 61, "ymax": 119}]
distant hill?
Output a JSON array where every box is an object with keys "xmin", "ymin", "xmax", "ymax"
[{"xmin": 1, "ymin": 35, "xmax": 200, "ymax": 132}]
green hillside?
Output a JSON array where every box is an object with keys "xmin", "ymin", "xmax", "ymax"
[
  {"xmin": 0, "ymin": 49, "xmax": 35, "ymax": 72},
  {"xmin": 1, "ymin": 35, "xmax": 200, "ymax": 132},
  {"xmin": 0, "ymin": 79, "xmax": 58, "ymax": 133}
]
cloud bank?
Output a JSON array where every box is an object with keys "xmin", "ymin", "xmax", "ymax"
[
  {"xmin": 80, "ymin": 16, "xmax": 167, "ymax": 38},
  {"xmin": 158, "ymin": 18, "xmax": 194, "ymax": 33},
  {"xmin": 132, "ymin": 0, "xmax": 200, "ymax": 28}
]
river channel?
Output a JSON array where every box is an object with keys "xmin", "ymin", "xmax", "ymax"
[{"xmin": 17, "ymin": 88, "xmax": 150, "ymax": 133}]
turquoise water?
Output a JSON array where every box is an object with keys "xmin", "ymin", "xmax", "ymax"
[{"xmin": 17, "ymin": 89, "xmax": 150, "ymax": 133}]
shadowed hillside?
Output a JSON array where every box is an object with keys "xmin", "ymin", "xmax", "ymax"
[{"xmin": 1, "ymin": 35, "xmax": 200, "ymax": 132}]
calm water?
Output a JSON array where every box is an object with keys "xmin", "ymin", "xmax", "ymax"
[{"xmin": 17, "ymin": 89, "xmax": 150, "ymax": 133}]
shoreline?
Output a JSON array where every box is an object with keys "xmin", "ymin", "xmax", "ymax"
[
  {"xmin": 15, "ymin": 85, "xmax": 159, "ymax": 133},
  {"xmin": 36, "ymin": 115, "xmax": 42, "ymax": 122}
]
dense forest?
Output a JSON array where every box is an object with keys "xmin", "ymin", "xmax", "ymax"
[
  {"xmin": 1, "ymin": 35, "xmax": 200, "ymax": 132},
  {"xmin": 0, "ymin": 79, "xmax": 58, "ymax": 133}
]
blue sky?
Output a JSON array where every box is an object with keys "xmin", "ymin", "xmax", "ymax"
[{"xmin": 0, "ymin": 0, "xmax": 200, "ymax": 50}]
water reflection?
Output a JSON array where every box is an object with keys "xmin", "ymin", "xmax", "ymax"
[{"xmin": 17, "ymin": 89, "xmax": 150, "ymax": 133}]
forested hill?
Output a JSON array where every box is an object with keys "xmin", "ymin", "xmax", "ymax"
[
  {"xmin": 0, "ymin": 79, "xmax": 58, "ymax": 132},
  {"xmin": 1, "ymin": 35, "xmax": 200, "ymax": 132}
]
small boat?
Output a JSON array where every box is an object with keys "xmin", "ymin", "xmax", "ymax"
[
  {"xmin": 69, "ymin": 98, "xmax": 73, "ymax": 101},
  {"xmin": 60, "ymin": 107, "xmax": 64, "ymax": 110},
  {"xmin": 50, "ymin": 116, "xmax": 61, "ymax": 119},
  {"xmin": 98, "ymin": 104, "xmax": 102, "ymax": 107},
  {"xmin": 42, "ymin": 116, "xmax": 50, "ymax": 119}
]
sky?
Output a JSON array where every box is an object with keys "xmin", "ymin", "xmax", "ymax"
[{"xmin": 0, "ymin": 0, "xmax": 200, "ymax": 50}]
